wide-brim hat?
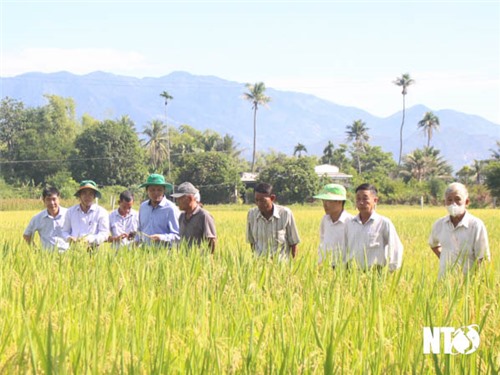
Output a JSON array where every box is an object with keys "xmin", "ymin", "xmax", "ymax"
[
  {"xmin": 74, "ymin": 180, "xmax": 102, "ymax": 199},
  {"xmin": 313, "ymin": 184, "xmax": 347, "ymax": 201},
  {"xmin": 139, "ymin": 174, "xmax": 173, "ymax": 190}
]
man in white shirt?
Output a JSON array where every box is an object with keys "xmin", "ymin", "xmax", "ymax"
[
  {"xmin": 23, "ymin": 187, "xmax": 69, "ymax": 252},
  {"xmin": 314, "ymin": 184, "xmax": 353, "ymax": 267},
  {"xmin": 108, "ymin": 190, "xmax": 139, "ymax": 249},
  {"xmin": 345, "ymin": 183, "xmax": 403, "ymax": 272},
  {"xmin": 62, "ymin": 180, "xmax": 110, "ymax": 249},
  {"xmin": 429, "ymin": 182, "xmax": 490, "ymax": 279}
]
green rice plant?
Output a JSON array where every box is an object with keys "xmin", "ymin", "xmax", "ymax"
[{"xmin": 0, "ymin": 206, "xmax": 498, "ymax": 373}]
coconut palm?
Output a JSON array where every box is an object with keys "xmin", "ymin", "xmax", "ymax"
[
  {"xmin": 243, "ymin": 82, "xmax": 271, "ymax": 172},
  {"xmin": 159, "ymin": 91, "xmax": 173, "ymax": 178},
  {"xmin": 346, "ymin": 119, "xmax": 370, "ymax": 174},
  {"xmin": 393, "ymin": 73, "xmax": 415, "ymax": 165},
  {"xmin": 143, "ymin": 120, "xmax": 169, "ymax": 172},
  {"xmin": 418, "ymin": 111, "xmax": 440, "ymax": 147},
  {"xmin": 293, "ymin": 143, "xmax": 308, "ymax": 157},
  {"xmin": 400, "ymin": 146, "xmax": 452, "ymax": 182},
  {"xmin": 322, "ymin": 140, "xmax": 334, "ymax": 164}
]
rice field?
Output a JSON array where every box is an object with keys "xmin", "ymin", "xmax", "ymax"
[{"xmin": 0, "ymin": 204, "xmax": 498, "ymax": 373}]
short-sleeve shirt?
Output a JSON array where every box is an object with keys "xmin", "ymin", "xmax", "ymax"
[
  {"xmin": 318, "ymin": 210, "xmax": 353, "ymax": 266},
  {"xmin": 429, "ymin": 211, "xmax": 490, "ymax": 278},
  {"xmin": 345, "ymin": 211, "xmax": 403, "ymax": 271},
  {"xmin": 246, "ymin": 204, "xmax": 300, "ymax": 259},
  {"xmin": 24, "ymin": 207, "xmax": 69, "ymax": 252},
  {"xmin": 62, "ymin": 203, "xmax": 110, "ymax": 245},
  {"xmin": 179, "ymin": 205, "xmax": 216, "ymax": 248},
  {"xmin": 109, "ymin": 208, "xmax": 139, "ymax": 248},
  {"xmin": 138, "ymin": 196, "xmax": 180, "ymax": 244}
]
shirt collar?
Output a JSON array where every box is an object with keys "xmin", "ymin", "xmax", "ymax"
[
  {"xmin": 77, "ymin": 203, "xmax": 96, "ymax": 213},
  {"xmin": 354, "ymin": 210, "xmax": 379, "ymax": 224},
  {"xmin": 257, "ymin": 204, "xmax": 280, "ymax": 220},
  {"xmin": 149, "ymin": 196, "xmax": 167, "ymax": 208},
  {"xmin": 445, "ymin": 211, "xmax": 471, "ymax": 228}
]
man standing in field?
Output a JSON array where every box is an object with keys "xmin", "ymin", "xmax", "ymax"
[
  {"xmin": 171, "ymin": 182, "xmax": 216, "ymax": 253},
  {"xmin": 429, "ymin": 182, "xmax": 490, "ymax": 279},
  {"xmin": 62, "ymin": 180, "xmax": 110, "ymax": 248},
  {"xmin": 247, "ymin": 182, "xmax": 300, "ymax": 259},
  {"xmin": 108, "ymin": 190, "xmax": 139, "ymax": 249},
  {"xmin": 345, "ymin": 183, "xmax": 403, "ymax": 272},
  {"xmin": 23, "ymin": 186, "xmax": 69, "ymax": 252},
  {"xmin": 137, "ymin": 174, "xmax": 180, "ymax": 246},
  {"xmin": 314, "ymin": 184, "xmax": 353, "ymax": 267}
]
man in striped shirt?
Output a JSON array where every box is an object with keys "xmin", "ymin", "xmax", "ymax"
[{"xmin": 246, "ymin": 182, "xmax": 300, "ymax": 259}]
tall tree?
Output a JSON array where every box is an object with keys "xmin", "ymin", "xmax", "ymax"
[
  {"xmin": 417, "ymin": 111, "xmax": 440, "ymax": 147},
  {"xmin": 243, "ymin": 82, "xmax": 271, "ymax": 173},
  {"xmin": 321, "ymin": 141, "xmax": 334, "ymax": 164},
  {"xmin": 293, "ymin": 143, "xmax": 307, "ymax": 157},
  {"xmin": 393, "ymin": 73, "xmax": 415, "ymax": 166},
  {"xmin": 142, "ymin": 120, "xmax": 169, "ymax": 172},
  {"xmin": 160, "ymin": 91, "xmax": 173, "ymax": 178},
  {"xmin": 346, "ymin": 119, "xmax": 370, "ymax": 174},
  {"xmin": 71, "ymin": 117, "xmax": 147, "ymax": 186}
]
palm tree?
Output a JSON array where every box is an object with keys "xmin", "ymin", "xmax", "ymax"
[
  {"xmin": 400, "ymin": 146, "xmax": 452, "ymax": 182},
  {"xmin": 346, "ymin": 119, "xmax": 370, "ymax": 174},
  {"xmin": 322, "ymin": 140, "xmax": 334, "ymax": 164},
  {"xmin": 243, "ymin": 82, "xmax": 271, "ymax": 172},
  {"xmin": 393, "ymin": 73, "xmax": 415, "ymax": 166},
  {"xmin": 293, "ymin": 143, "xmax": 308, "ymax": 157},
  {"xmin": 142, "ymin": 120, "xmax": 169, "ymax": 172},
  {"xmin": 417, "ymin": 111, "xmax": 440, "ymax": 147},
  {"xmin": 159, "ymin": 91, "xmax": 173, "ymax": 178}
]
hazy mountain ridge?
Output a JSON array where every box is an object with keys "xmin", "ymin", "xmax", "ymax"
[{"xmin": 2, "ymin": 71, "xmax": 499, "ymax": 171}]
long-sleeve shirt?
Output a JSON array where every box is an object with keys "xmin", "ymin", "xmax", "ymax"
[
  {"xmin": 429, "ymin": 211, "xmax": 490, "ymax": 278},
  {"xmin": 138, "ymin": 196, "xmax": 180, "ymax": 244},
  {"xmin": 345, "ymin": 211, "xmax": 403, "ymax": 272},
  {"xmin": 24, "ymin": 207, "xmax": 69, "ymax": 252},
  {"xmin": 62, "ymin": 204, "xmax": 110, "ymax": 246}
]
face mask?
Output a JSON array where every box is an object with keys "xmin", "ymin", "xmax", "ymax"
[{"xmin": 447, "ymin": 203, "xmax": 465, "ymax": 217}]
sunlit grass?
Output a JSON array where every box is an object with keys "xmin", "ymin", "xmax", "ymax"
[{"xmin": 0, "ymin": 205, "xmax": 498, "ymax": 373}]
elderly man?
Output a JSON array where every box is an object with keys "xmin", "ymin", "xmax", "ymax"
[
  {"xmin": 345, "ymin": 183, "xmax": 403, "ymax": 272},
  {"xmin": 429, "ymin": 182, "xmax": 490, "ymax": 278},
  {"xmin": 247, "ymin": 182, "xmax": 300, "ymax": 259},
  {"xmin": 108, "ymin": 190, "xmax": 139, "ymax": 249},
  {"xmin": 314, "ymin": 184, "xmax": 353, "ymax": 267},
  {"xmin": 62, "ymin": 180, "xmax": 110, "ymax": 248},
  {"xmin": 23, "ymin": 186, "xmax": 69, "ymax": 252},
  {"xmin": 171, "ymin": 182, "xmax": 217, "ymax": 253},
  {"xmin": 137, "ymin": 173, "xmax": 180, "ymax": 246}
]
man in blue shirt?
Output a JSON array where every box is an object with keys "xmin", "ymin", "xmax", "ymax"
[{"xmin": 137, "ymin": 174, "xmax": 180, "ymax": 246}]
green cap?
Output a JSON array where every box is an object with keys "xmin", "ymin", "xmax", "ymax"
[
  {"xmin": 139, "ymin": 174, "xmax": 173, "ymax": 190},
  {"xmin": 313, "ymin": 184, "xmax": 347, "ymax": 201},
  {"xmin": 74, "ymin": 180, "xmax": 102, "ymax": 199}
]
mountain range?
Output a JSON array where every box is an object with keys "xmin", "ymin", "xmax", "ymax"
[{"xmin": 1, "ymin": 71, "xmax": 499, "ymax": 171}]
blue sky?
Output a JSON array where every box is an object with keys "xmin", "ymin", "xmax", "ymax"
[{"xmin": 1, "ymin": 1, "xmax": 499, "ymax": 124}]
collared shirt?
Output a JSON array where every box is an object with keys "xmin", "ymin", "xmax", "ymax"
[
  {"xmin": 138, "ymin": 196, "xmax": 180, "ymax": 244},
  {"xmin": 109, "ymin": 208, "xmax": 139, "ymax": 248},
  {"xmin": 246, "ymin": 204, "xmax": 300, "ymax": 259},
  {"xmin": 24, "ymin": 207, "xmax": 69, "ymax": 252},
  {"xmin": 345, "ymin": 211, "xmax": 403, "ymax": 271},
  {"xmin": 62, "ymin": 203, "xmax": 110, "ymax": 245},
  {"xmin": 179, "ymin": 205, "xmax": 216, "ymax": 248},
  {"xmin": 318, "ymin": 210, "xmax": 353, "ymax": 266},
  {"xmin": 429, "ymin": 211, "xmax": 490, "ymax": 278}
]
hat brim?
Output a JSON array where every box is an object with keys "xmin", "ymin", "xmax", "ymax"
[
  {"xmin": 139, "ymin": 182, "xmax": 173, "ymax": 190},
  {"xmin": 170, "ymin": 192, "xmax": 186, "ymax": 198},
  {"xmin": 74, "ymin": 187, "xmax": 102, "ymax": 199},
  {"xmin": 313, "ymin": 193, "xmax": 346, "ymax": 201}
]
